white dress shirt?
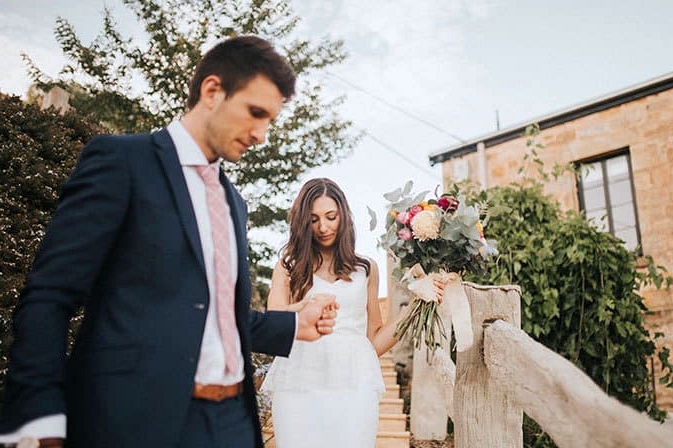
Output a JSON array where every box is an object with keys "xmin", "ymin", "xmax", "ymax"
[{"xmin": 167, "ymin": 120, "xmax": 245, "ymax": 385}]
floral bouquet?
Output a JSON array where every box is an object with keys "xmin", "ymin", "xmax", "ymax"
[{"xmin": 370, "ymin": 181, "xmax": 498, "ymax": 353}]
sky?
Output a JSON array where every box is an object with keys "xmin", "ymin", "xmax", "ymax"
[{"xmin": 2, "ymin": 0, "xmax": 673, "ymax": 296}]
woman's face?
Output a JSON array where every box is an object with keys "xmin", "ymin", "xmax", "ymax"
[{"xmin": 310, "ymin": 195, "xmax": 340, "ymax": 250}]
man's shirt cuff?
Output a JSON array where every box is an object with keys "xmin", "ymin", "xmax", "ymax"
[{"xmin": 0, "ymin": 414, "xmax": 66, "ymax": 443}]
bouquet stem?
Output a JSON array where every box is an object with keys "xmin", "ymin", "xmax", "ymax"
[{"xmin": 394, "ymin": 297, "xmax": 447, "ymax": 353}]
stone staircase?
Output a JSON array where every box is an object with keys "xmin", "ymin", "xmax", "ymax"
[
  {"xmin": 377, "ymin": 295, "xmax": 410, "ymax": 447},
  {"xmin": 377, "ymin": 351, "xmax": 411, "ymax": 448}
]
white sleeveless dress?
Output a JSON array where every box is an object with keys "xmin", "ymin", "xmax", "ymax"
[{"xmin": 261, "ymin": 267, "xmax": 386, "ymax": 448}]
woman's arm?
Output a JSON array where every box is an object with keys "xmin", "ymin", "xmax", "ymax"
[
  {"xmin": 367, "ymin": 262, "xmax": 447, "ymax": 356},
  {"xmin": 366, "ymin": 259, "xmax": 405, "ymax": 356}
]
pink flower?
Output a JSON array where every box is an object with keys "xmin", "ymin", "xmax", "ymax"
[
  {"xmin": 396, "ymin": 211, "xmax": 411, "ymax": 225},
  {"xmin": 397, "ymin": 227, "xmax": 413, "ymax": 241},
  {"xmin": 437, "ymin": 196, "xmax": 459, "ymax": 213},
  {"xmin": 408, "ymin": 205, "xmax": 424, "ymax": 220}
]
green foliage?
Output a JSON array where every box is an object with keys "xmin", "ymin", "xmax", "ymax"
[
  {"xmin": 456, "ymin": 126, "xmax": 672, "ymax": 446},
  {"xmin": 22, "ymin": 0, "xmax": 361, "ymax": 286},
  {"xmin": 0, "ymin": 93, "xmax": 101, "ymax": 402}
]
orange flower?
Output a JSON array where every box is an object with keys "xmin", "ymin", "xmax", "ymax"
[{"xmin": 476, "ymin": 221, "xmax": 484, "ymax": 237}]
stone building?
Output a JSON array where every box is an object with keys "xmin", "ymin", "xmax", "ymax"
[{"xmin": 428, "ymin": 72, "xmax": 673, "ymax": 409}]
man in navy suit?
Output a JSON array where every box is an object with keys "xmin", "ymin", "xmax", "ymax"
[{"xmin": 0, "ymin": 35, "xmax": 337, "ymax": 448}]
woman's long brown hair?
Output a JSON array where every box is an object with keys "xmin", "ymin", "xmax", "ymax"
[{"xmin": 281, "ymin": 178, "xmax": 370, "ymax": 303}]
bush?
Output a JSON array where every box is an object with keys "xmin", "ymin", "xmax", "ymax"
[{"xmin": 0, "ymin": 93, "xmax": 102, "ymax": 403}]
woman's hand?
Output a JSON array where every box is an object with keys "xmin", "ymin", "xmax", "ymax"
[
  {"xmin": 434, "ymin": 278, "xmax": 446, "ymax": 304},
  {"xmin": 310, "ymin": 293, "xmax": 339, "ymax": 333}
]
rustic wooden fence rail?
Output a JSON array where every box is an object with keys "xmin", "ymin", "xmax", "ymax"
[
  {"xmin": 408, "ymin": 282, "xmax": 673, "ymax": 448},
  {"xmin": 481, "ymin": 319, "xmax": 673, "ymax": 448}
]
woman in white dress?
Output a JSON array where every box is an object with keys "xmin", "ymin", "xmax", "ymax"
[{"xmin": 261, "ymin": 178, "xmax": 404, "ymax": 448}]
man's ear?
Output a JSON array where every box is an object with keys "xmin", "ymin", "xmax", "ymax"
[{"xmin": 200, "ymin": 75, "xmax": 224, "ymax": 108}]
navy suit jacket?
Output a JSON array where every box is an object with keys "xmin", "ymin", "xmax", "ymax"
[{"xmin": 1, "ymin": 129, "xmax": 295, "ymax": 447}]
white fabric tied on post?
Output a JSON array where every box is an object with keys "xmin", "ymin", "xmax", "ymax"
[{"xmin": 403, "ymin": 264, "xmax": 474, "ymax": 352}]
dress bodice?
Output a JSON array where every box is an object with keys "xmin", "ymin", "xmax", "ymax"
[{"xmin": 310, "ymin": 269, "xmax": 369, "ymax": 337}]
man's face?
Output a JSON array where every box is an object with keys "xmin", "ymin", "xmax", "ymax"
[{"xmin": 203, "ymin": 74, "xmax": 284, "ymax": 163}]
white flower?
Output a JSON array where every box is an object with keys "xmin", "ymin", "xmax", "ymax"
[{"xmin": 410, "ymin": 210, "xmax": 440, "ymax": 241}]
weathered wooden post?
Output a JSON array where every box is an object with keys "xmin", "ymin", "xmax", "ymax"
[
  {"xmin": 410, "ymin": 342, "xmax": 452, "ymax": 440},
  {"xmin": 453, "ymin": 282, "xmax": 523, "ymax": 448}
]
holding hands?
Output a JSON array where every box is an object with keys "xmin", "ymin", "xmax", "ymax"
[{"xmin": 295, "ymin": 293, "xmax": 339, "ymax": 341}]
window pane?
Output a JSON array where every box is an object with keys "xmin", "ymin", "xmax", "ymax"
[
  {"xmin": 606, "ymin": 154, "xmax": 628, "ymax": 178},
  {"xmin": 585, "ymin": 209, "xmax": 608, "ymax": 232},
  {"xmin": 612, "ymin": 203, "xmax": 636, "ymax": 231},
  {"xmin": 615, "ymin": 227, "xmax": 638, "ymax": 252},
  {"xmin": 581, "ymin": 162, "xmax": 603, "ymax": 184},
  {"xmin": 583, "ymin": 185, "xmax": 606, "ymax": 210},
  {"xmin": 608, "ymin": 179, "xmax": 633, "ymax": 206}
]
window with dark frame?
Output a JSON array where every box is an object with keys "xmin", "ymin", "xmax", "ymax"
[{"xmin": 576, "ymin": 150, "xmax": 642, "ymax": 254}]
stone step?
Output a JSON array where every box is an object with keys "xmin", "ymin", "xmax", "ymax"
[
  {"xmin": 383, "ymin": 383, "xmax": 400, "ymax": 399},
  {"xmin": 376, "ymin": 430, "xmax": 411, "ymax": 448},
  {"xmin": 379, "ymin": 352, "xmax": 393, "ymax": 362},
  {"xmin": 379, "ymin": 397, "xmax": 405, "ymax": 414},
  {"xmin": 378, "ymin": 413, "xmax": 407, "ymax": 432},
  {"xmin": 382, "ymin": 371, "xmax": 397, "ymax": 387},
  {"xmin": 380, "ymin": 362, "xmax": 396, "ymax": 373}
]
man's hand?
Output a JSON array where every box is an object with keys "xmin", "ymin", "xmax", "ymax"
[{"xmin": 296, "ymin": 294, "xmax": 338, "ymax": 341}]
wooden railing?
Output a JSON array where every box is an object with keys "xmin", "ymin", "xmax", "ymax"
[{"xmin": 405, "ymin": 282, "xmax": 673, "ymax": 448}]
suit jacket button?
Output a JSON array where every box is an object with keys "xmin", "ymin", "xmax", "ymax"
[{"xmin": 193, "ymin": 303, "xmax": 205, "ymax": 310}]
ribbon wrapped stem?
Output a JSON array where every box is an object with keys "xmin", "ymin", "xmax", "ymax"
[{"xmin": 394, "ymin": 263, "xmax": 474, "ymax": 356}]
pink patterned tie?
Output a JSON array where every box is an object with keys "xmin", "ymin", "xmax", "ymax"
[{"xmin": 196, "ymin": 165, "xmax": 239, "ymax": 375}]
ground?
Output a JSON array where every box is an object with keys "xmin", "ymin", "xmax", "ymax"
[{"xmin": 410, "ymin": 436, "xmax": 454, "ymax": 448}]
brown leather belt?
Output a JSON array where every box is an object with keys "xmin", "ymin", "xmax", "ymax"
[{"xmin": 193, "ymin": 381, "xmax": 244, "ymax": 402}]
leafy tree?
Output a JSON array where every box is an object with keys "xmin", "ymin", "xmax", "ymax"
[
  {"xmin": 457, "ymin": 125, "xmax": 673, "ymax": 447},
  {"xmin": 23, "ymin": 0, "xmax": 360, "ymax": 293},
  {"xmin": 0, "ymin": 93, "xmax": 102, "ymax": 403}
]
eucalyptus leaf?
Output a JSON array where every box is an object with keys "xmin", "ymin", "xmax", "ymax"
[
  {"xmin": 366, "ymin": 206, "xmax": 377, "ymax": 231},
  {"xmin": 383, "ymin": 187, "xmax": 403, "ymax": 202}
]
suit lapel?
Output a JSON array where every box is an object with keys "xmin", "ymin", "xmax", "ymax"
[{"xmin": 152, "ymin": 129, "xmax": 206, "ymax": 276}]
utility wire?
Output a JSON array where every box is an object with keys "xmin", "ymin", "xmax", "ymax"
[
  {"xmin": 326, "ymin": 71, "xmax": 467, "ymax": 144},
  {"xmin": 363, "ymin": 130, "xmax": 440, "ymax": 179}
]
